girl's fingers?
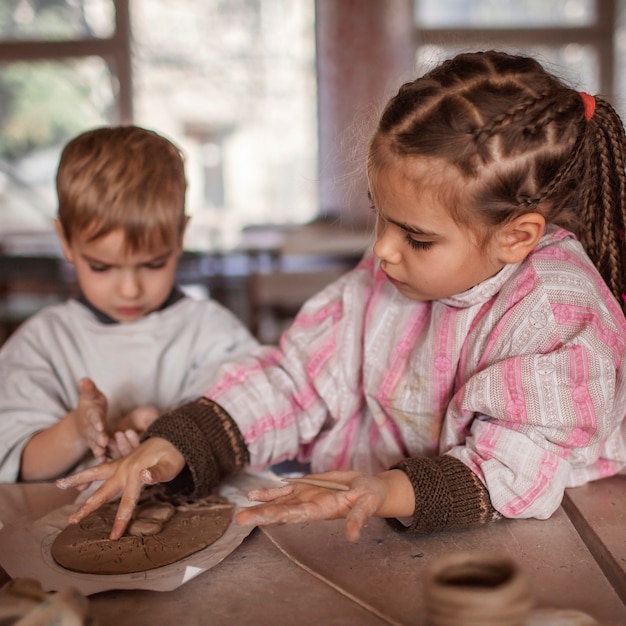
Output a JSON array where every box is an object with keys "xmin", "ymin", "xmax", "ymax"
[
  {"xmin": 246, "ymin": 485, "xmax": 294, "ymax": 502},
  {"xmin": 344, "ymin": 494, "xmax": 378, "ymax": 542},
  {"xmin": 344, "ymin": 515, "xmax": 365, "ymax": 542},
  {"xmin": 56, "ymin": 462, "xmax": 112, "ymax": 490},
  {"xmin": 67, "ymin": 478, "xmax": 121, "ymax": 525},
  {"xmin": 108, "ymin": 465, "xmax": 163, "ymax": 539},
  {"xmin": 236, "ymin": 501, "xmax": 319, "ymax": 526},
  {"xmin": 139, "ymin": 453, "xmax": 184, "ymax": 484},
  {"xmin": 109, "ymin": 476, "xmax": 144, "ymax": 540}
]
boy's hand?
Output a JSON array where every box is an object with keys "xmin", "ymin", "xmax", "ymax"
[
  {"xmin": 73, "ymin": 378, "xmax": 109, "ymax": 461},
  {"xmin": 106, "ymin": 429, "xmax": 141, "ymax": 459},
  {"xmin": 106, "ymin": 406, "xmax": 160, "ymax": 459},
  {"xmin": 56, "ymin": 437, "xmax": 185, "ymax": 540},
  {"xmin": 115, "ymin": 405, "xmax": 160, "ymax": 433},
  {"xmin": 235, "ymin": 471, "xmax": 387, "ymax": 542}
]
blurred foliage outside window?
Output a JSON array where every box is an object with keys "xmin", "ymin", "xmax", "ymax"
[
  {"xmin": 1, "ymin": 0, "xmax": 626, "ymax": 252},
  {"xmin": 0, "ymin": 0, "xmax": 317, "ymax": 252}
]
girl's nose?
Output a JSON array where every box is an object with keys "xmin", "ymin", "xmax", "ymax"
[{"xmin": 373, "ymin": 221, "xmax": 402, "ymax": 264}]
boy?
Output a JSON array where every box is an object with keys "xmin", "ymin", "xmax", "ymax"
[{"xmin": 0, "ymin": 125, "xmax": 258, "ymax": 482}]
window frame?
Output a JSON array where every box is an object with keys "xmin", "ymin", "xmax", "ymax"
[
  {"xmin": 414, "ymin": 0, "xmax": 616, "ymax": 99},
  {"xmin": 0, "ymin": 0, "xmax": 133, "ymax": 123}
]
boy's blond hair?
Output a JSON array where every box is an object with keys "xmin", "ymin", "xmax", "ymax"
[{"xmin": 56, "ymin": 126, "xmax": 187, "ymax": 253}]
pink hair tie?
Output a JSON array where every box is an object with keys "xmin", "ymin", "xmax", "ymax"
[{"xmin": 579, "ymin": 92, "xmax": 596, "ymax": 121}]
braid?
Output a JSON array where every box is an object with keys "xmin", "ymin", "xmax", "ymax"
[
  {"xmin": 576, "ymin": 98, "xmax": 626, "ymax": 311},
  {"xmin": 473, "ymin": 88, "xmax": 553, "ymax": 147}
]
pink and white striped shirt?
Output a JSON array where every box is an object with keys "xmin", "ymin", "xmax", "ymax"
[{"xmin": 206, "ymin": 226, "xmax": 626, "ymax": 520}]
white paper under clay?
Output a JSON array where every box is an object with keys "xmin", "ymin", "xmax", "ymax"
[{"xmin": 0, "ymin": 470, "xmax": 279, "ymax": 595}]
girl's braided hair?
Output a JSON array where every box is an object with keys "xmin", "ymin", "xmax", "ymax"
[{"xmin": 370, "ymin": 50, "xmax": 626, "ymax": 312}]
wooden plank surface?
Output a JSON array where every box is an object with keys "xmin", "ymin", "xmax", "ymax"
[
  {"xmin": 2, "ymin": 482, "xmax": 626, "ymax": 625},
  {"xmin": 0, "ymin": 482, "xmax": 391, "ymax": 625},
  {"xmin": 563, "ymin": 476, "xmax": 626, "ymax": 605},
  {"xmin": 88, "ymin": 528, "xmax": 391, "ymax": 626},
  {"xmin": 261, "ymin": 510, "xmax": 626, "ymax": 625}
]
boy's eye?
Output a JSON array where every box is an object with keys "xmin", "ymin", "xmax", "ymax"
[
  {"xmin": 89, "ymin": 264, "xmax": 110, "ymax": 272},
  {"xmin": 145, "ymin": 260, "xmax": 167, "ymax": 270},
  {"xmin": 406, "ymin": 235, "xmax": 433, "ymax": 251}
]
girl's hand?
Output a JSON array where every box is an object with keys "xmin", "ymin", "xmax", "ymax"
[
  {"xmin": 73, "ymin": 378, "xmax": 109, "ymax": 461},
  {"xmin": 56, "ymin": 437, "xmax": 185, "ymax": 540},
  {"xmin": 235, "ymin": 471, "xmax": 388, "ymax": 542}
]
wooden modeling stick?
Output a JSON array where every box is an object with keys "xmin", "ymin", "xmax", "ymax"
[{"xmin": 281, "ymin": 477, "xmax": 350, "ymax": 491}]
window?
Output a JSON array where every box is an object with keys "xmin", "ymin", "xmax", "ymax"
[
  {"xmin": 414, "ymin": 0, "xmax": 619, "ymax": 109},
  {"xmin": 0, "ymin": 0, "xmax": 317, "ymax": 252}
]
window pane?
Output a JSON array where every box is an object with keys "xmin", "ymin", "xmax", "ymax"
[
  {"xmin": 416, "ymin": 44, "xmax": 599, "ymax": 94},
  {"xmin": 0, "ymin": 0, "xmax": 114, "ymax": 41},
  {"xmin": 0, "ymin": 58, "xmax": 115, "ymax": 228},
  {"xmin": 415, "ymin": 0, "xmax": 596, "ymax": 28},
  {"xmin": 130, "ymin": 0, "xmax": 318, "ymax": 249}
]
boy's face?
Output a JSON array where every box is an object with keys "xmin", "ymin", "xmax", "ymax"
[{"xmin": 57, "ymin": 224, "xmax": 183, "ymax": 322}]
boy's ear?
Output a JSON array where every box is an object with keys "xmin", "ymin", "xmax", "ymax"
[
  {"xmin": 177, "ymin": 215, "xmax": 191, "ymax": 254},
  {"xmin": 182, "ymin": 215, "xmax": 190, "ymax": 236},
  {"xmin": 495, "ymin": 212, "xmax": 546, "ymax": 264},
  {"xmin": 54, "ymin": 219, "xmax": 75, "ymax": 263}
]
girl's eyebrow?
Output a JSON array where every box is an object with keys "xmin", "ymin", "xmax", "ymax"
[
  {"xmin": 368, "ymin": 189, "xmax": 439, "ymax": 237},
  {"xmin": 385, "ymin": 217, "xmax": 439, "ymax": 237}
]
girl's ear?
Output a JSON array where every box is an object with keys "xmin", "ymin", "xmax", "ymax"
[
  {"xmin": 495, "ymin": 212, "xmax": 546, "ymax": 264},
  {"xmin": 54, "ymin": 219, "xmax": 75, "ymax": 263}
]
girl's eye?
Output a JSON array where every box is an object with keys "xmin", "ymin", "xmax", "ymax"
[
  {"xmin": 406, "ymin": 235, "xmax": 433, "ymax": 250},
  {"xmin": 89, "ymin": 264, "xmax": 110, "ymax": 273}
]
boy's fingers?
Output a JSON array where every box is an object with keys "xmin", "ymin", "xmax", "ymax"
[
  {"xmin": 78, "ymin": 377, "xmax": 98, "ymax": 397},
  {"xmin": 117, "ymin": 430, "xmax": 140, "ymax": 455},
  {"xmin": 85, "ymin": 408, "xmax": 105, "ymax": 428}
]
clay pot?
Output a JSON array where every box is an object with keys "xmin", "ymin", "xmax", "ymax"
[{"xmin": 423, "ymin": 551, "xmax": 534, "ymax": 626}]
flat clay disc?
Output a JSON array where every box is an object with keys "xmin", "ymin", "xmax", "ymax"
[{"xmin": 51, "ymin": 493, "xmax": 234, "ymax": 575}]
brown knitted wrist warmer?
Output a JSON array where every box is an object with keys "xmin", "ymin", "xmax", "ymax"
[
  {"xmin": 144, "ymin": 397, "xmax": 249, "ymax": 498},
  {"xmin": 388, "ymin": 455, "xmax": 501, "ymax": 534}
]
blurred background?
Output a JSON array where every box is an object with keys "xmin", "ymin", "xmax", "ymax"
[{"xmin": 1, "ymin": 0, "xmax": 624, "ymax": 342}]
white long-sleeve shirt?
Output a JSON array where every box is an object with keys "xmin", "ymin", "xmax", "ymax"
[{"xmin": 0, "ymin": 294, "xmax": 258, "ymax": 482}]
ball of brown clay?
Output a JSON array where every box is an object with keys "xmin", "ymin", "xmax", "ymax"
[
  {"xmin": 127, "ymin": 519, "xmax": 163, "ymax": 537},
  {"xmin": 135, "ymin": 502, "xmax": 176, "ymax": 523},
  {"xmin": 423, "ymin": 551, "xmax": 533, "ymax": 626}
]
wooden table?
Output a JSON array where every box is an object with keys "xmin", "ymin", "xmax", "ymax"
[{"xmin": 1, "ymin": 478, "xmax": 625, "ymax": 625}]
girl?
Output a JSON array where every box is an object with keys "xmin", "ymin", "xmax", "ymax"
[{"xmin": 59, "ymin": 51, "xmax": 626, "ymax": 542}]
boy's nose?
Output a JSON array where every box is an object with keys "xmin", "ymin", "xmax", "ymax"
[{"xmin": 118, "ymin": 271, "xmax": 141, "ymax": 298}]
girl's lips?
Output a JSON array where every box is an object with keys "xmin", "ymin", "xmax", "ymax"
[{"xmin": 383, "ymin": 271, "xmax": 405, "ymax": 288}]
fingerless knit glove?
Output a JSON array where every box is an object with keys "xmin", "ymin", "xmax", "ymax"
[
  {"xmin": 389, "ymin": 455, "xmax": 501, "ymax": 534},
  {"xmin": 144, "ymin": 397, "xmax": 249, "ymax": 498}
]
